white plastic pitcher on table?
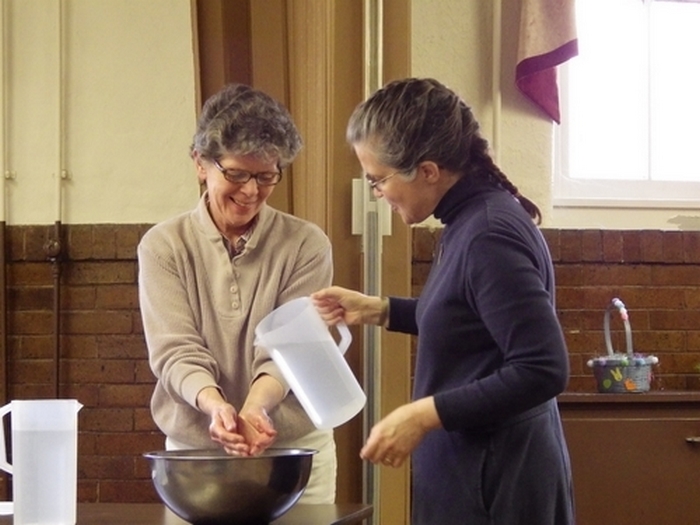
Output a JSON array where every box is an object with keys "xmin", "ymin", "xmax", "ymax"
[
  {"xmin": 0, "ymin": 399, "xmax": 83, "ymax": 524},
  {"xmin": 255, "ymin": 297, "xmax": 366, "ymax": 430}
]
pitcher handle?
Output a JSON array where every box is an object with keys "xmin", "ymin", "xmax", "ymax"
[
  {"xmin": 0, "ymin": 403, "xmax": 12, "ymax": 475},
  {"xmin": 335, "ymin": 322, "xmax": 352, "ymax": 355}
]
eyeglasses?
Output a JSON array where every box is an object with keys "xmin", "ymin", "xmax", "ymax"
[
  {"xmin": 367, "ymin": 170, "xmax": 401, "ymax": 190},
  {"xmin": 213, "ymin": 159, "xmax": 282, "ymax": 186}
]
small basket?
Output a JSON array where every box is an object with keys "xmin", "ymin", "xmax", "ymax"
[{"xmin": 586, "ymin": 298, "xmax": 659, "ymax": 393}]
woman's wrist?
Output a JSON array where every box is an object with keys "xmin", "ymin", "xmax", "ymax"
[
  {"xmin": 245, "ymin": 374, "xmax": 284, "ymax": 412},
  {"xmin": 196, "ymin": 386, "xmax": 227, "ymax": 415},
  {"xmin": 376, "ymin": 296, "xmax": 389, "ymax": 327},
  {"xmin": 412, "ymin": 396, "xmax": 442, "ymax": 432}
]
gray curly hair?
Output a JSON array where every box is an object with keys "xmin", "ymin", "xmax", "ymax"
[{"xmin": 191, "ymin": 84, "xmax": 303, "ymax": 169}]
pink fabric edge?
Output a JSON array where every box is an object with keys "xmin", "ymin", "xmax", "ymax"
[
  {"xmin": 516, "ymin": 39, "xmax": 579, "ymax": 123},
  {"xmin": 516, "ymin": 39, "xmax": 579, "ymax": 79}
]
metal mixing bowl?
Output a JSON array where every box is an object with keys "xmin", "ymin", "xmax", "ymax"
[{"xmin": 143, "ymin": 448, "xmax": 316, "ymax": 524}]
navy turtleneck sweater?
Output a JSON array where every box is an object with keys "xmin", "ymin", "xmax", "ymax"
[{"xmin": 387, "ymin": 176, "xmax": 573, "ymax": 524}]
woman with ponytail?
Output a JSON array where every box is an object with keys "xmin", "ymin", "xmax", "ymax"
[{"xmin": 312, "ymin": 78, "xmax": 574, "ymax": 524}]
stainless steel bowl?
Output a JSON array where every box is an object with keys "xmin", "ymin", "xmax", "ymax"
[{"xmin": 143, "ymin": 448, "xmax": 316, "ymax": 524}]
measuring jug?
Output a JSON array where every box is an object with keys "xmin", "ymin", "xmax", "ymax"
[
  {"xmin": 255, "ymin": 297, "xmax": 366, "ymax": 429},
  {"xmin": 0, "ymin": 399, "xmax": 83, "ymax": 524}
]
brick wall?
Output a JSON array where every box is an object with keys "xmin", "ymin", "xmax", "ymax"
[
  {"xmin": 412, "ymin": 227, "xmax": 700, "ymax": 393},
  {"xmin": 0, "ymin": 224, "xmax": 162, "ymax": 503},
  {"xmin": 3, "ymin": 224, "xmax": 698, "ymax": 503}
]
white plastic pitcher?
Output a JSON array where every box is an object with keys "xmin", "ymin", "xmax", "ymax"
[
  {"xmin": 0, "ymin": 399, "xmax": 83, "ymax": 524},
  {"xmin": 255, "ymin": 297, "xmax": 366, "ymax": 430}
]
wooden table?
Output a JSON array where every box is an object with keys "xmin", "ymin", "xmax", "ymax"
[{"xmin": 0, "ymin": 502, "xmax": 373, "ymax": 524}]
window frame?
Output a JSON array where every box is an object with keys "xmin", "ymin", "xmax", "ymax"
[{"xmin": 553, "ymin": 0, "xmax": 700, "ymax": 210}]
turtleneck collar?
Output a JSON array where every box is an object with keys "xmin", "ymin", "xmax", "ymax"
[{"xmin": 433, "ymin": 175, "xmax": 495, "ymax": 225}]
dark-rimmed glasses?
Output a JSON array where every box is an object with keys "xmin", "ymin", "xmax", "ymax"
[{"xmin": 213, "ymin": 159, "xmax": 282, "ymax": 186}]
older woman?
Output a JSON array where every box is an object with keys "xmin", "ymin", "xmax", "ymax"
[
  {"xmin": 312, "ymin": 78, "xmax": 574, "ymax": 523},
  {"xmin": 138, "ymin": 84, "xmax": 336, "ymax": 503}
]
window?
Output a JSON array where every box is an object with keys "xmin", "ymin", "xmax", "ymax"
[{"xmin": 554, "ymin": 0, "xmax": 700, "ymax": 208}]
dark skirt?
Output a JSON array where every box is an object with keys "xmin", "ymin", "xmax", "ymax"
[{"xmin": 411, "ymin": 399, "xmax": 575, "ymax": 525}]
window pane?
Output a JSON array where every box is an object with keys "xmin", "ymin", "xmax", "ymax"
[
  {"xmin": 568, "ymin": 0, "xmax": 647, "ymax": 181},
  {"xmin": 650, "ymin": 1, "xmax": 700, "ymax": 181},
  {"xmin": 555, "ymin": 0, "xmax": 700, "ymax": 206}
]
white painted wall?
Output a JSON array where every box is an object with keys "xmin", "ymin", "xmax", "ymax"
[
  {"xmin": 411, "ymin": 0, "xmax": 553, "ymax": 228},
  {"xmin": 3, "ymin": 0, "xmax": 694, "ymax": 228},
  {"xmin": 2, "ymin": 0, "xmax": 198, "ymax": 225}
]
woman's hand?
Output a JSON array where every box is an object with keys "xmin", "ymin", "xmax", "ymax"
[
  {"xmin": 360, "ymin": 397, "xmax": 441, "ymax": 468},
  {"xmin": 197, "ymin": 387, "xmax": 250, "ymax": 455},
  {"xmin": 237, "ymin": 374, "xmax": 282, "ymax": 455},
  {"xmin": 311, "ymin": 286, "xmax": 387, "ymax": 326},
  {"xmin": 207, "ymin": 403, "xmax": 252, "ymax": 455},
  {"xmin": 238, "ymin": 405, "xmax": 277, "ymax": 456}
]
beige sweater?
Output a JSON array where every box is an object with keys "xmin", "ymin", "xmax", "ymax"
[{"xmin": 138, "ymin": 194, "xmax": 333, "ymax": 447}]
